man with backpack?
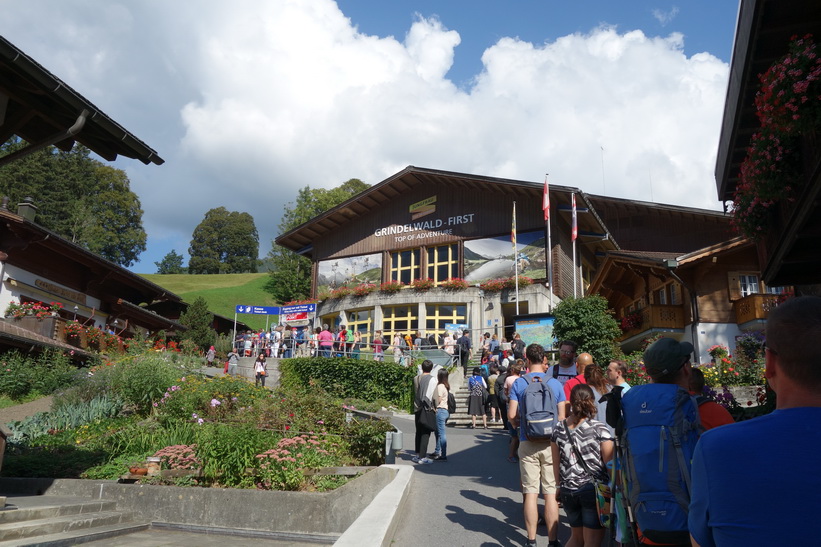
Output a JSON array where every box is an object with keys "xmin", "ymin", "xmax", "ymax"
[
  {"xmin": 547, "ymin": 340, "xmax": 580, "ymax": 386},
  {"xmin": 508, "ymin": 343, "xmax": 566, "ymax": 547},
  {"xmin": 689, "ymin": 296, "xmax": 821, "ymax": 546},
  {"xmin": 618, "ymin": 337, "xmax": 701, "ymax": 546},
  {"xmin": 457, "ymin": 330, "xmax": 472, "ymax": 373}
]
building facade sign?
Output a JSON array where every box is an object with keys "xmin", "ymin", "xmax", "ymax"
[
  {"xmin": 34, "ymin": 279, "xmax": 87, "ymax": 305},
  {"xmin": 373, "ymin": 213, "xmax": 476, "ymax": 243}
]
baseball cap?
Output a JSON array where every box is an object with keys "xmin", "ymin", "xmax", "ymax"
[{"xmin": 644, "ymin": 337, "xmax": 693, "ymax": 377}]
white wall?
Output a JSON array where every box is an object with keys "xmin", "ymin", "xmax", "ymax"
[{"xmin": 686, "ymin": 321, "xmax": 744, "ymax": 364}]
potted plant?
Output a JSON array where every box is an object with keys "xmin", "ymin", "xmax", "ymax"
[
  {"xmin": 379, "ymin": 281, "xmax": 405, "ymax": 294},
  {"xmin": 410, "ymin": 278, "xmax": 435, "ymax": 291}
]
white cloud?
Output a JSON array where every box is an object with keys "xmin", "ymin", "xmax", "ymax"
[
  {"xmin": 652, "ymin": 7, "xmax": 681, "ymax": 26},
  {"xmin": 0, "ymin": 1, "xmax": 728, "ymax": 272}
]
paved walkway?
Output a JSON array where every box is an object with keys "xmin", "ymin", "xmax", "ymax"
[{"xmin": 389, "ymin": 414, "xmax": 589, "ymax": 547}]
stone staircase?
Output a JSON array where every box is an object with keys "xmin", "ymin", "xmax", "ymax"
[
  {"xmin": 446, "ymin": 382, "xmax": 506, "ymax": 430},
  {"xmin": 0, "ymin": 496, "xmax": 147, "ymax": 546}
]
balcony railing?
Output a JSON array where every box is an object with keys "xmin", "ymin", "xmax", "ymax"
[
  {"xmin": 733, "ymin": 293, "xmax": 781, "ymax": 326},
  {"xmin": 617, "ymin": 304, "xmax": 686, "ymax": 342}
]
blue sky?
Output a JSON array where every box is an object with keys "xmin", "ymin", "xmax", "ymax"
[{"xmin": 0, "ymin": 1, "xmax": 742, "ymax": 273}]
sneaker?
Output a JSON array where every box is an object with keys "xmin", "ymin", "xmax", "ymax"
[
  {"xmin": 433, "ymin": 455, "xmax": 448, "ymax": 461},
  {"xmin": 428, "ymin": 453, "xmax": 440, "ymax": 459},
  {"xmin": 524, "ymin": 540, "xmax": 537, "ymax": 547},
  {"xmin": 418, "ymin": 457, "xmax": 433, "ymax": 464},
  {"xmin": 411, "ymin": 456, "xmax": 420, "ymax": 463}
]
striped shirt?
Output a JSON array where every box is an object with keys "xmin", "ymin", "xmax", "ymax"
[{"xmin": 551, "ymin": 418, "xmax": 613, "ymax": 490}]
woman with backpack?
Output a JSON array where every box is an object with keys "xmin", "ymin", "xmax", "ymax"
[
  {"xmin": 254, "ymin": 353, "xmax": 268, "ymax": 388},
  {"xmin": 468, "ymin": 367, "xmax": 488, "ymax": 429},
  {"xmin": 431, "ymin": 368, "xmax": 451, "ymax": 461},
  {"xmin": 551, "ymin": 384, "xmax": 614, "ymax": 547},
  {"xmin": 583, "ymin": 364, "xmax": 613, "ymax": 436}
]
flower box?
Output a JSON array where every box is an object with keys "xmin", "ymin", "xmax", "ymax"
[{"xmin": 15, "ymin": 316, "xmax": 57, "ymax": 339}]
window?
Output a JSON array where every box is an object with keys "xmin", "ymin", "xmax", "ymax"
[
  {"xmin": 426, "ymin": 244, "xmax": 459, "ymax": 284},
  {"xmin": 390, "ymin": 249, "xmax": 421, "ymax": 284},
  {"xmin": 739, "ymin": 274, "xmax": 760, "ymax": 297},
  {"xmin": 381, "ymin": 305, "xmax": 418, "ymax": 341},
  {"xmin": 656, "ymin": 287, "xmax": 668, "ymax": 305},
  {"xmin": 319, "ymin": 313, "xmax": 340, "ymax": 330},
  {"xmin": 425, "ymin": 303, "xmax": 467, "ymax": 335},
  {"xmin": 767, "ymin": 285, "xmax": 786, "ymax": 294},
  {"xmin": 347, "ymin": 308, "xmax": 373, "ymax": 345}
]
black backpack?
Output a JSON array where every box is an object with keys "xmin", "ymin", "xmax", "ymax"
[{"xmin": 447, "ymin": 391, "xmax": 456, "ymax": 414}]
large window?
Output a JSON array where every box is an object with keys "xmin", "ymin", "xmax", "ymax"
[
  {"xmin": 382, "ymin": 305, "xmax": 418, "ymax": 341},
  {"xmin": 390, "ymin": 249, "xmax": 421, "ymax": 284},
  {"xmin": 427, "ymin": 244, "xmax": 459, "ymax": 284},
  {"xmin": 739, "ymin": 274, "xmax": 760, "ymax": 297},
  {"xmin": 319, "ymin": 313, "xmax": 340, "ymax": 330},
  {"xmin": 347, "ymin": 308, "xmax": 373, "ymax": 345},
  {"xmin": 425, "ymin": 303, "xmax": 467, "ymax": 335}
]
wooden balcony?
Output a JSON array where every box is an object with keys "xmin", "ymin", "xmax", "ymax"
[
  {"xmin": 617, "ymin": 304, "xmax": 686, "ymax": 342},
  {"xmin": 733, "ymin": 293, "xmax": 780, "ymax": 327}
]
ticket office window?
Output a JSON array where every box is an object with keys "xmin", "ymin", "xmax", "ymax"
[
  {"xmin": 425, "ymin": 303, "xmax": 467, "ymax": 336},
  {"xmin": 347, "ymin": 308, "xmax": 373, "ymax": 345},
  {"xmin": 381, "ymin": 305, "xmax": 418, "ymax": 342}
]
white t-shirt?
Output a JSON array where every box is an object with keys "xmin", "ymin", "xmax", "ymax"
[{"xmin": 546, "ymin": 364, "xmax": 578, "ymax": 385}]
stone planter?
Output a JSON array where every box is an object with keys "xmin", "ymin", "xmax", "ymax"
[{"xmin": 14, "ymin": 316, "xmax": 57, "ymax": 339}]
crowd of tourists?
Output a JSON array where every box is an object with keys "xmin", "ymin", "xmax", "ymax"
[{"xmin": 412, "ymin": 296, "xmax": 821, "ymax": 546}]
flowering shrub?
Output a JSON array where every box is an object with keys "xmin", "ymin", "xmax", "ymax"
[
  {"xmin": 153, "ymin": 444, "xmax": 201, "ymax": 470},
  {"xmin": 410, "ymin": 278, "xmax": 435, "ymax": 291},
  {"xmin": 699, "ymin": 357, "xmax": 764, "ymax": 387},
  {"xmin": 329, "ymin": 286, "xmax": 352, "ymax": 299},
  {"xmin": 254, "ymin": 434, "xmax": 344, "ymax": 491},
  {"xmin": 153, "ymin": 375, "xmax": 268, "ymax": 423},
  {"xmin": 479, "ymin": 278, "xmax": 506, "ymax": 291},
  {"xmin": 5, "ymin": 300, "xmax": 63, "ymax": 319},
  {"xmin": 707, "ymin": 344, "xmax": 729, "ymax": 361},
  {"xmin": 64, "ymin": 320, "xmax": 85, "ymax": 338},
  {"xmin": 735, "ymin": 331, "xmax": 766, "ymax": 360},
  {"xmin": 351, "ymin": 283, "xmax": 377, "ymax": 297},
  {"xmin": 86, "ymin": 326, "xmax": 104, "ymax": 345},
  {"xmin": 620, "ymin": 312, "xmax": 642, "ymax": 332},
  {"xmin": 733, "ymin": 34, "xmax": 821, "ymax": 238},
  {"xmin": 439, "ymin": 278, "xmax": 469, "ymax": 290},
  {"xmin": 379, "ymin": 281, "xmax": 405, "ymax": 294},
  {"xmin": 479, "ymin": 276, "xmax": 532, "ymax": 292}
]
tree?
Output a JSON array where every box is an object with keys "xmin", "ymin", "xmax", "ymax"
[
  {"xmin": 0, "ymin": 139, "xmax": 147, "ymax": 267},
  {"xmin": 155, "ymin": 250, "xmax": 186, "ymax": 274},
  {"xmin": 178, "ymin": 297, "xmax": 216, "ymax": 350},
  {"xmin": 266, "ymin": 179, "xmax": 369, "ymax": 302},
  {"xmin": 188, "ymin": 207, "xmax": 258, "ymax": 274},
  {"xmin": 552, "ymin": 295, "xmax": 622, "ymax": 366}
]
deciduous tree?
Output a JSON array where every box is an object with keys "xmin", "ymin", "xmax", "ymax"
[
  {"xmin": 552, "ymin": 295, "xmax": 621, "ymax": 366},
  {"xmin": 188, "ymin": 207, "xmax": 258, "ymax": 274},
  {"xmin": 0, "ymin": 139, "xmax": 148, "ymax": 267},
  {"xmin": 266, "ymin": 179, "xmax": 369, "ymax": 302}
]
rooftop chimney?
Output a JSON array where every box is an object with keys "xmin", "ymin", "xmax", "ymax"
[{"xmin": 16, "ymin": 197, "xmax": 37, "ymax": 222}]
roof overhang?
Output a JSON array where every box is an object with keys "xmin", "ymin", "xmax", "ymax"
[
  {"xmin": 715, "ymin": 0, "xmax": 821, "ymax": 201},
  {"xmin": 276, "ymin": 165, "xmax": 618, "ymax": 257},
  {"xmin": 0, "ymin": 35, "xmax": 163, "ymax": 166}
]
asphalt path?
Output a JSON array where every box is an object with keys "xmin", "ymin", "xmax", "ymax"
[{"xmin": 389, "ymin": 414, "xmax": 591, "ymax": 547}]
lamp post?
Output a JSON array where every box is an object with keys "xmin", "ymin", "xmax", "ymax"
[{"xmin": 73, "ymin": 305, "xmax": 78, "ymax": 320}]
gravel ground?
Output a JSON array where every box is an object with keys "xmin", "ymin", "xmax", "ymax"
[{"xmin": 0, "ymin": 395, "xmax": 53, "ymax": 426}]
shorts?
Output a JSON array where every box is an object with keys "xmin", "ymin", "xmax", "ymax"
[
  {"xmin": 560, "ymin": 483, "xmax": 601, "ymax": 529},
  {"xmin": 518, "ymin": 440, "xmax": 557, "ymax": 495}
]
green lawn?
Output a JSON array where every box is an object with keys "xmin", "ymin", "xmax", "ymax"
[{"xmin": 141, "ymin": 273, "xmax": 279, "ymax": 331}]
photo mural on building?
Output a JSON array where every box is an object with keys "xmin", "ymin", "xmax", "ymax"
[
  {"xmin": 464, "ymin": 229, "xmax": 546, "ymax": 283},
  {"xmin": 317, "ymin": 253, "xmax": 383, "ymax": 293}
]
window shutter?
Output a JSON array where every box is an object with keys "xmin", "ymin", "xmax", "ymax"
[{"xmin": 727, "ymin": 271, "xmax": 741, "ymax": 301}]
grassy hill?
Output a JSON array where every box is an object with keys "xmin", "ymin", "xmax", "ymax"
[{"xmin": 140, "ymin": 273, "xmax": 279, "ymax": 331}]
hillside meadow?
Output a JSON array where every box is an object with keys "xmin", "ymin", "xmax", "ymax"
[{"xmin": 140, "ymin": 273, "xmax": 279, "ymax": 331}]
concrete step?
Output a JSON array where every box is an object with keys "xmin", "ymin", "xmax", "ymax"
[
  {"xmin": 0, "ymin": 520, "xmax": 150, "ymax": 546},
  {"xmin": 0, "ymin": 500, "xmax": 118, "ymax": 525},
  {"xmin": 0, "ymin": 510, "xmax": 136, "ymax": 542}
]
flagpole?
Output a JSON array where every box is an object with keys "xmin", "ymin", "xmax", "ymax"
[
  {"xmin": 543, "ymin": 175, "xmax": 554, "ymax": 312},
  {"xmin": 512, "ymin": 201, "xmax": 519, "ymax": 315},
  {"xmin": 572, "ymin": 193, "xmax": 578, "ymax": 298}
]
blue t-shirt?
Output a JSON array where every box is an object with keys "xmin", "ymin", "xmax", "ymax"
[
  {"xmin": 689, "ymin": 407, "xmax": 821, "ymax": 546},
  {"xmin": 509, "ymin": 372, "xmax": 566, "ymax": 442}
]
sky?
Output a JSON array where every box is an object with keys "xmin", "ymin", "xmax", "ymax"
[{"xmin": 0, "ymin": 1, "xmax": 742, "ymax": 273}]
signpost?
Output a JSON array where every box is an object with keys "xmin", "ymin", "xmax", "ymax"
[{"xmin": 231, "ymin": 304, "xmax": 318, "ymax": 353}]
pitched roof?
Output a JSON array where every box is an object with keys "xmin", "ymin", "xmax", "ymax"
[{"xmin": 0, "ymin": 35, "xmax": 163, "ymax": 166}]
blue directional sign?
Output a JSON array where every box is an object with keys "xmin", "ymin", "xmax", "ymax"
[
  {"xmin": 235, "ymin": 305, "xmax": 281, "ymax": 315},
  {"xmin": 281, "ymin": 303, "xmax": 317, "ymax": 314}
]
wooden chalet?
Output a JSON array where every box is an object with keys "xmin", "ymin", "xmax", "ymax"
[{"xmin": 716, "ymin": 0, "xmax": 821, "ymax": 285}]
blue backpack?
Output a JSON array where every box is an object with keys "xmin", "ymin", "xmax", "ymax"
[
  {"xmin": 620, "ymin": 384, "xmax": 702, "ymax": 545},
  {"xmin": 520, "ymin": 373, "xmax": 559, "ymax": 442}
]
